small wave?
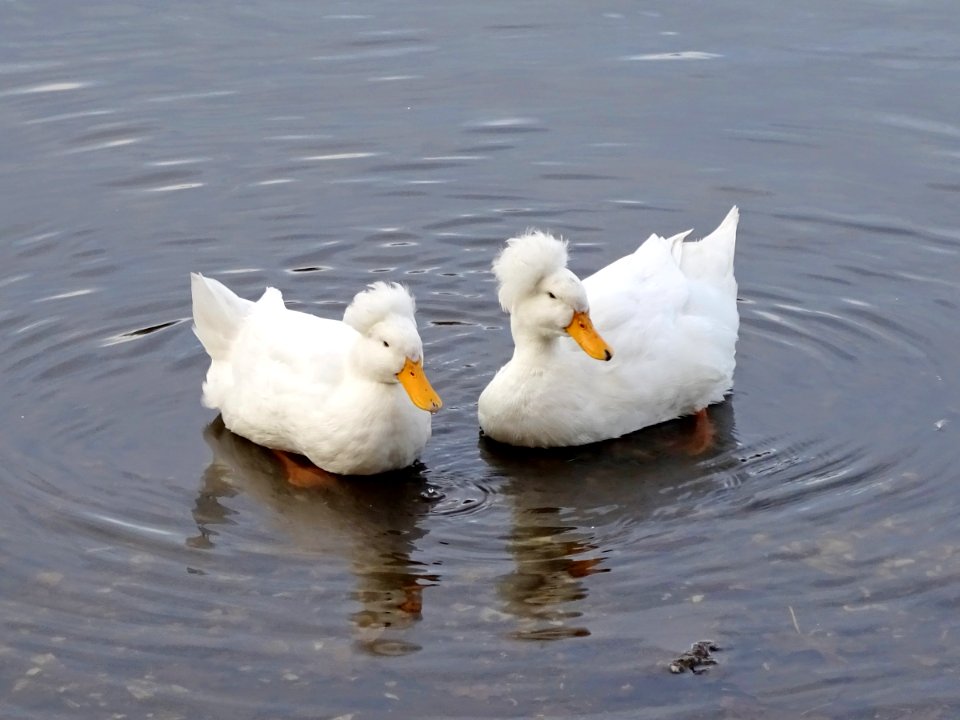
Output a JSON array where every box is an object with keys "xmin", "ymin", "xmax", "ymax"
[{"xmin": 623, "ymin": 51, "xmax": 722, "ymax": 61}]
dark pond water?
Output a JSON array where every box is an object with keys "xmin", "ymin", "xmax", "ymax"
[{"xmin": 2, "ymin": 1, "xmax": 959, "ymax": 718}]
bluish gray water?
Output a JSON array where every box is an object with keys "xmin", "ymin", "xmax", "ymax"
[{"xmin": 2, "ymin": 1, "xmax": 959, "ymax": 718}]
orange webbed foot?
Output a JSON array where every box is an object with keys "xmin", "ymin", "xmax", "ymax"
[
  {"xmin": 682, "ymin": 408, "xmax": 716, "ymax": 456},
  {"xmin": 272, "ymin": 450, "xmax": 340, "ymax": 489}
]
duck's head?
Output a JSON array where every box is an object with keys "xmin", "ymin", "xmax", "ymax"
[
  {"xmin": 493, "ymin": 230, "xmax": 613, "ymax": 361},
  {"xmin": 344, "ymin": 282, "xmax": 442, "ymax": 413}
]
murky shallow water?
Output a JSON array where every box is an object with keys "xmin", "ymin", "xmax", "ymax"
[{"xmin": 2, "ymin": 1, "xmax": 960, "ymax": 718}]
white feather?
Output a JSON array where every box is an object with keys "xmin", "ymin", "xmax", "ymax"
[
  {"xmin": 190, "ymin": 276, "xmax": 436, "ymax": 475},
  {"xmin": 343, "ymin": 281, "xmax": 417, "ymax": 333},
  {"xmin": 479, "ymin": 207, "xmax": 740, "ymax": 448},
  {"xmin": 190, "ymin": 273, "xmax": 254, "ymax": 361},
  {"xmin": 493, "ymin": 230, "xmax": 569, "ymax": 312}
]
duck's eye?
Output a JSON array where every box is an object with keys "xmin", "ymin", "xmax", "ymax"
[
  {"xmin": 547, "ymin": 292, "xmax": 557, "ymax": 300},
  {"xmin": 382, "ymin": 340, "xmax": 390, "ymax": 348}
]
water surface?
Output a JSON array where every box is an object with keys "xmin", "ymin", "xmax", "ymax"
[{"xmin": 2, "ymin": 1, "xmax": 959, "ymax": 718}]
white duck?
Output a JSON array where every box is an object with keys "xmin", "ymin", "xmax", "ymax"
[
  {"xmin": 478, "ymin": 207, "xmax": 739, "ymax": 448},
  {"xmin": 191, "ymin": 275, "xmax": 441, "ymax": 475}
]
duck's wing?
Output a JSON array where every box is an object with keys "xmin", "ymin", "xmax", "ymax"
[
  {"xmin": 229, "ymin": 289, "xmax": 358, "ymax": 398},
  {"xmin": 581, "ymin": 233, "xmax": 690, "ymax": 353}
]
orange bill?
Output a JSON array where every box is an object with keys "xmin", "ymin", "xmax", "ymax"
[
  {"xmin": 397, "ymin": 357, "xmax": 443, "ymax": 413},
  {"xmin": 565, "ymin": 310, "xmax": 613, "ymax": 361}
]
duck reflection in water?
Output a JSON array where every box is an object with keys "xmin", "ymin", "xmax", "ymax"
[
  {"xmin": 189, "ymin": 417, "xmax": 439, "ymax": 656},
  {"xmin": 481, "ymin": 401, "xmax": 740, "ymax": 641}
]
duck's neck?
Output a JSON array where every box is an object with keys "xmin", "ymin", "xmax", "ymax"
[
  {"xmin": 509, "ymin": 317, "xmax": 560, "ymax": 368},
  {"xmin": 346, "ymin": 343, "xmax": 395, "ymax": 387}
]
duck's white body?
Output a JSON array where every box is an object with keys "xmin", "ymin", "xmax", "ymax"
[
  {"xmin": 191, "ymin": 275, "xmax": 440, "ymax": 475},
  {"xmin": 478, "ymin": 207, "xmax": 740, "ymax": 448}
]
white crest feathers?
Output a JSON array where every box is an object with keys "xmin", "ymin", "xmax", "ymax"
[
  {"xmin": 343, "ymin": 282, "xmax": 417, "ymax": 334},
  {"xmin": 493, "ymin": 230, "xmax": 569, "ymax": 312}
]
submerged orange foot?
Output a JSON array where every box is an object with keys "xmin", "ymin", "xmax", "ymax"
[
  {"xmin": 683, "ymin": 408, "xmax": 716, "ymax": 456},
  {"xmin": 272, "ymin": 450, "xmax": 340, "ymax": 489}
]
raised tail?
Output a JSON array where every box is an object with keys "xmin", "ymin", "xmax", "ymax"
[
  {"xmin": 678, "ymin": 206, "xmax": 739, "ymax": 283},
  {"xmin": 190, "ymin": 273, "xmax": 253, "ymax": 361}
]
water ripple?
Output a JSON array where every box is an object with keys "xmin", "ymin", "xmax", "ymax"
[
  {"xmin": 0, "ymin": 80, "xmax": 93, "ymax": 97},
  {"xmin": 464, "ymin": 117, "xmax": 547, "ymax": 135},
  {"xmin": 623, "ymin": 51, "xmax": 722, "ymax": 61},
  {"xmin": 61, "ymin": 123, "xmax": 150, "ymax": 154},
  {"xmin": 2, "ymin": 4, "xmax": 960, "ymax": 716}
]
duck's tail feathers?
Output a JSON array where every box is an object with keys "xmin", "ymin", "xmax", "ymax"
[
  {"xmin": 666, "ymin": 229, "xmax": 694, "ymax": 264},
  {"xmin": 678, "ymin": 206, "xmax": 739, "ymax": 282},
  {"xmin": 190, "ymin": 273, "xmax": 253, "ymax": 361}
]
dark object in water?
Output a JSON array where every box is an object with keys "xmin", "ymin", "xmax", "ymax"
[{"xmin": 669, "ymin": 640, "xmax": 721, "ymax": 674}]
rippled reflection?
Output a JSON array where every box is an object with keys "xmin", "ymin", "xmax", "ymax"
[
  {"xmin": 193, "ymin": 418, "xmax": 438, "ymax": 655},
  {"xmin": 481, "ymin": 402, "xmax": 742, "ymax": 641},
  {"xmin": 498, "ymin": 514, "xmax": 605, "ymax": 641}
]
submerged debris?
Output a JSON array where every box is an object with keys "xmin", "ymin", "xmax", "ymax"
[{"xmin": 669, "ymin": 640, "xmax": 721, "ymax": 674}]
